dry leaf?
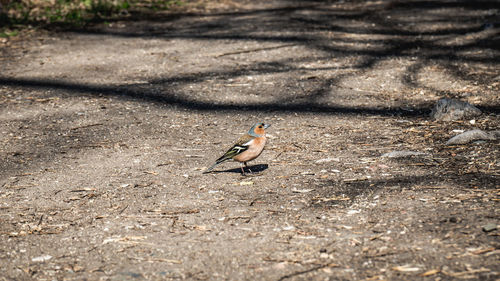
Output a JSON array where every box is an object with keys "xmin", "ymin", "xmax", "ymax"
[
  {"xmin": 420, "ymin": 269, "xmax": 440, "ymax": 276},
  {"xmin": 292, "ymin": 188, "xmax": 314, "ymax": 193},
  {"xmin": 392, "ymin": 264, "xmax": 420, "ymax": 272},
  {"xmin": 471, "ymin": 247, "xmax": 495, "ymax": 255},
  {"xmin": 239, "ymin": 181, "xmax": 254, "ymax": 186}
]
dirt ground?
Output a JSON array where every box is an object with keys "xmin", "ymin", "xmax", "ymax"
[{"xmin": 1, "ymin": 0, "xmax": 499, "ymax": 280}]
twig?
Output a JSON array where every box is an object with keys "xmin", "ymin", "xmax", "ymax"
[
  {"xmin": 165, "ymin": 209, "xmax": 200, "ymax": 215},
  {"xmin": 70, "ymin": 123, "xmax": 103, "ymax": 130},
  {"xmin": 144, "ymin": 208, "xmax": 200, "ymax": 215},
  {"xmin": 4, "ymin": 184, "xmax": 36, "ymax": 189},
  {"xmin": 215, "ymin": 44, "xmax": 297, "ymax": 57},
  {"xmin": 442, "ymin": 267, "xmax": 490, "ymax": 277},
  {"xmin": 263, "ymin": 257, "xmax": 304, "ymax": 264},
  {"xmin": 70, "ymin": 188, "xmax": 96, "ymax": 192},
  {"xmin": 118, "ymin": 205, "xmax": 129, "ymax": 214},
  {"xmin": 128, "ymin": 256, "xmax": 182, "ymax": 264},
  {"xmin": 37, "ymin": 215, "xmax": 44, "ymax": 226},
  {"xmin": 278, "ymin": 263, "xmax": 338, "ymax": 281},
  {"xmin": 225, "ymin": 216, "xmax": 252, "ymax": 221}
]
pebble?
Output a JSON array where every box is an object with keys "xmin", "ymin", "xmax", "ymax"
[
  {"xmin": 347, "ymin": 209, "xmax": 361, "ymax": 215},
  {"xmin": 482, "ymin": 223, "xmax": 497, "ymax": 232}
]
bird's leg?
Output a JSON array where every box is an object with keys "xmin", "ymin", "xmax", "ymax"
[
  {"xmin": 244, "ymin": 162, "xmax": 253, "ymax": 174},
  {"xmin": 240, "ymin": 163, "xmax": 246, "ymax": 175}
]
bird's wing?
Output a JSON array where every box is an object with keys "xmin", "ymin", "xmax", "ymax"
[{"xmin": 215, "ymin": 134, "xmax": 254, "ymax": 163}]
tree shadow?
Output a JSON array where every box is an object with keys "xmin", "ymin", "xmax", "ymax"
[
  {"xmin": 1, "ymin": 0, "xmax": 498, "ymax": 113},
  {"xmin": 1, "ymin": 0, "xmax": 499, "ymax": 179},
  {"xmin": 310, "ymin": 171, "xmax": 499, "ymax": 208}
]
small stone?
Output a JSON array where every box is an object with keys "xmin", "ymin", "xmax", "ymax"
[
  {"xmin": 489, "ymin": 130, "xmax": 500, "ymax": 138},
  {"xmin": 32, "ymin": 255, "xmax": 52, "ymax": 262},
  {"xmin": 430, "ymin": 98, "xmax": 481, "ymax": 121},
  {"xmin": 273, "ymin": 262, "xmax": 288, "ymax": 270},
  {"xmin": 482, "ymin": 223, "xmax": 497, "ymax": 232},
  {"xmin": 347, "ymin": 209, "xmax": 361, "ymax": 215},
  {"xmin": 446, "ymin": 129, "xmax": 496, "ymax": 145}
]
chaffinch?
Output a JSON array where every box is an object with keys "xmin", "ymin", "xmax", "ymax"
[{"xmin": 203, "ymin": 123, "xmax": 271, "ymax": 175}]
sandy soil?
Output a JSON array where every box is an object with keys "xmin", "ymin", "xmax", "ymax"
[{"xmin": 0, "ymin": 0, "xmax": 499, "ymax": 280}]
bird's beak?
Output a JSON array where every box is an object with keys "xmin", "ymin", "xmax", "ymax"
[{"xmin": 263, "ymin": 124, "xmax": 271, "ymax": 129}]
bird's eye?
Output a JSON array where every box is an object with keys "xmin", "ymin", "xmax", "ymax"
[{"xmin": 259, "ymin": 125, "xmax": 263, "ymax": 128}]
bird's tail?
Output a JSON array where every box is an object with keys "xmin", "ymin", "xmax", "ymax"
[{"xmin": 203, "ymin": 161, "xmax": 222, "ymax": 174}]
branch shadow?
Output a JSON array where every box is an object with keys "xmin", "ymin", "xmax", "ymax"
[
  {"xmin": 310, "ymin": 171, "xmax": 499, "ymax": 208},
  {"xmin": 0, "ymin": 76, "xmax": 428, "ymax": 116},
  {"xmin": 2, "ymin": 0, "xmax": 498, "ymax": 113}
]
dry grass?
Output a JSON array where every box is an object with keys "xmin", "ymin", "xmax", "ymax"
[{"xmin": 0, "ymin": 0, "xmax": 182, "ymax": 27}]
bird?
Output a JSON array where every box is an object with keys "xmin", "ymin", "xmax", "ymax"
[{"xmin": 203, "ymin": 122, "xmax": 270, "ymax": 175}]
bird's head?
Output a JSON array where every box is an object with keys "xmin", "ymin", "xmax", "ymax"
[{"xmin": 248, "ymin": 122, "xmax": 270, "ymax": 137}]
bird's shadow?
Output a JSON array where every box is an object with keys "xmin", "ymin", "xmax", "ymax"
[{"xmin": 210, "ymin": 164, "xmax": 269, "ymax": 175}]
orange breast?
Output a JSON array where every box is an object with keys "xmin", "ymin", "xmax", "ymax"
[
  {"xmin": 254, "ymin": 126, "xmax": 265, "ymax": 136},
  {"xmin": 233, "ymin": 137, "xmax": 266, "ymax": 162}
]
